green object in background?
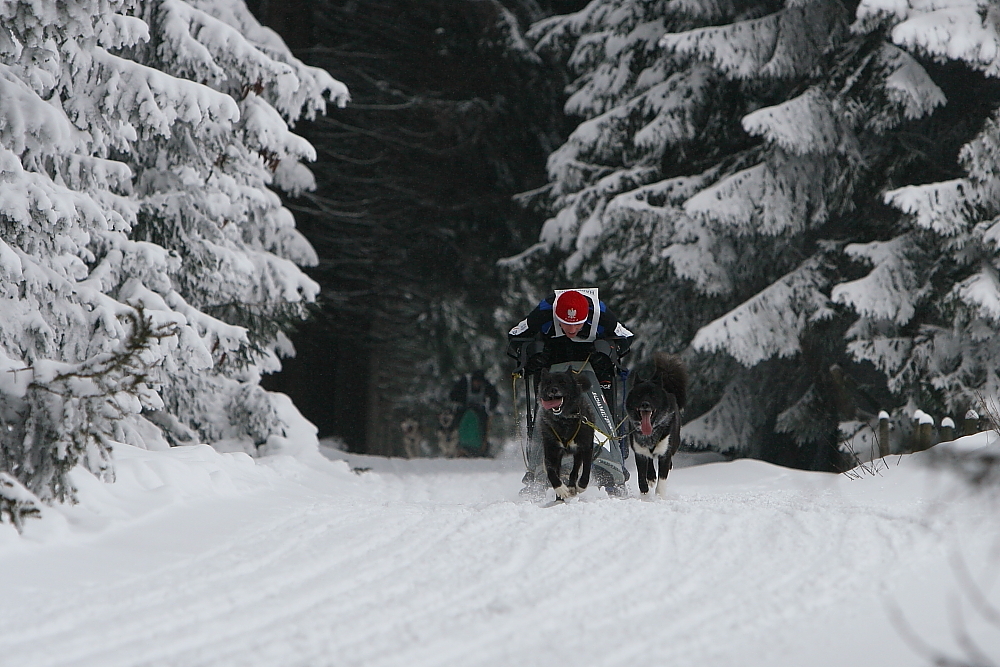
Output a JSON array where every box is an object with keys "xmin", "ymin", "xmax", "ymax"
[{"xmin": 458, "ymin": 409, "xmax": 485, "ymax": 456}]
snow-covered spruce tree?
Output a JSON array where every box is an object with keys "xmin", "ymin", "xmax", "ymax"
[
  {"xmin": 830, "ymin": 0, "xmax": 1000, "ymax": 428},
  {"xmin": 509, "ymin": 0, "xmax": 977, "ymax": 467},
  {"xmin": 0, "ymin": 0, "xmax": 346, "ymax": 503}
]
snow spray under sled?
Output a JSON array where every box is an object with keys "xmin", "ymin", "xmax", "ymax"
[{"xmin": 521, "ymin": 360, "xmax": 627, "ymax": 489}]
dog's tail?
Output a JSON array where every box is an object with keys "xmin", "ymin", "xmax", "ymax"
[{"xmin": 652, "ymin": 352, "xmax": 688, "ymax": 410}]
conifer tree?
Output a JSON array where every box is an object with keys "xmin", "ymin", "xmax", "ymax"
[
  {"xmin": 832, "ymin": 0, "xmax": 1000, "ymax": 423},
  {"xmin": 0, "ymin": 0, "xmax": 346, "ymax": 501},
  {"xmin": 511, "ymin": 0, "xmax": 995, "ymax": 466}
]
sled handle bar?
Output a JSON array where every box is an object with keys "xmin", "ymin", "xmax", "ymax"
[{"xmin": 506, "ymin": 336, "xmax": 628, "ymax": 374}]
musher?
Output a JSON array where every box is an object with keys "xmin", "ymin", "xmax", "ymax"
[{"xmin": 507, "ymin": 288, "xmax": 634, "ymax": 497}]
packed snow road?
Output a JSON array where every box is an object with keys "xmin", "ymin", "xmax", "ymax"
[{"xmin": 0, "ymin": 439, "xmax": 998, "ymax": 667}]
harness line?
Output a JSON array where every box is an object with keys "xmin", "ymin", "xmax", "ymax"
[
  {"xmin": 569, "ymin": 353, "xmax": 592, "ymax": 375},
  {"xmin": 549, "ymin": 418, "xmax": 583, "ymax": 448},
  {"xmin": 581, "ymin": 417, "xmax": 624, "ymax": 444}
]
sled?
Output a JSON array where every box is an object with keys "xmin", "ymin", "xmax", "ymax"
[{"xmin": 508, "ymin": 338, "xmax": 630, "ymax": 489}]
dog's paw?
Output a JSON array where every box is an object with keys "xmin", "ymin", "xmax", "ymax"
[
  {"xmin": 555, "ymin": 484, "xmax": 573, "ymax": 501},
  {"xmin": 573, "ymin": 484, "xmax": 588, "ymax": 496},
  {"xmin": 656, "ymin": 483, "xmax": 671, "ymax": 498}
]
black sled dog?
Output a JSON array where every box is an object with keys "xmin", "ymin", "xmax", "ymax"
[
  {"xmin": 626, "ymin": 353, "xmax": 687, "ymax": 496},
  {"xmin": 538, "ymin": 368, "xmax": 596, "ymax": 501}
]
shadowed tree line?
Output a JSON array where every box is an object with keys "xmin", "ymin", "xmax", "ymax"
[{"xmin": 253, "ymin": 0, "xmax": 586, "ymax": 452}]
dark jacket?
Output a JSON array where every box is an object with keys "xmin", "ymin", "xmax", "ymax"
[
  {"xmin": 450, "ymin": 373, "xmax": 499, "ymax": 413},
  {"xmin": 508, "ymin": 291, "xmax": 633, "ymax": 372}
]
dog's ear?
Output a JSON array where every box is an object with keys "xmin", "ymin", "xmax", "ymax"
[{"xmin": 575, "ymin": 373, "xmax": 591, "ymax": 391}]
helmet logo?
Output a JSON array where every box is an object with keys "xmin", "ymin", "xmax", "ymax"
[{"xmin": 554, "ymin": 289, "xmax": 589, "ymax": 325}]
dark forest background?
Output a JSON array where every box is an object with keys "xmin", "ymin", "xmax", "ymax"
[{"xmin": 253, "ymin": 0, "xmax": 586, "ymax": 453}]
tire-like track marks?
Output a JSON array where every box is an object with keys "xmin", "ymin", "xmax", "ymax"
[{"xmin": 0, "ymin": 453, "xmax": 986, "ymax": 667}]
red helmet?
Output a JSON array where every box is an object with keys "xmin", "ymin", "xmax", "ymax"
[{"xmin": 554, "ymin": 290, "xmax": 589, "ymax": 325}]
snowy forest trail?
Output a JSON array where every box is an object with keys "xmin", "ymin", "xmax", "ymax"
[{"xmin": 0, "ymin": 441, "xmax": 997, "ymax": 667}]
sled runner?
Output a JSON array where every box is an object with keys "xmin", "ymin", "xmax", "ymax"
[{"xmin": 508, "ymin": 338, "xmax": 630, "ymax": 493}]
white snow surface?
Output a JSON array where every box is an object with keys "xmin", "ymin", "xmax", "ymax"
[{"xmin": 2, "ymin": 435, "xmax": 1000, "ymax": 667}]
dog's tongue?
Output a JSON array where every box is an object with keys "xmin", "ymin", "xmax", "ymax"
[
  {"xmin": 541, "ymin": 397, "xmax": 563, "ymax": 411},
  {"xmin": 640, "ymin": 412, "xmax": 653, "ymax": 436}
]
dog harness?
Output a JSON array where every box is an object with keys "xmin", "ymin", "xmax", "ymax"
[{"xmin": 549, "ymin": 419, "xmax": 584, "ymax": 449}]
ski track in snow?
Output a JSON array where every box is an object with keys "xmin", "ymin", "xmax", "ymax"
[{"xmin": 0, "ymin": 443, "xmax": 996, "ymax": 667}]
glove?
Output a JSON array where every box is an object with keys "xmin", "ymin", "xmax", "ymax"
[{"xmin": 525, "ymin": 353, "xmax": 549, "ymax": 373}]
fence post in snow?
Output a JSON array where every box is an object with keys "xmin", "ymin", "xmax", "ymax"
[
  {"xmin": 916, "ymin": 412, "xmax": 934, "ymax": 451},
  {"xmin": 878, "ymin": 411, "xmax": 890, "ymax": 458},
  {"xmin": 939, "ymin": 417, "xmax": 955, "ymax": 443},
  {"xmin": 910, "ymin": 410, "xmax": 927, "ymax": 452},
  {"xmin": 965, "ymin": 409, "xmax": 980, "ymax": 437}
]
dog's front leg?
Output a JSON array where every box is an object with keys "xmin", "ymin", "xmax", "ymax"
[
  {"xmin": 567, "ymin": 450, "xmax": 582, "ymax": 493},
  {"xmin": 577, "ymin": 446, "xmax": 592, "ymax": 494},
  {"xmin": 656, "ymin": 453, "xmax": 673, "ymax": 497},
  {"xmin": 575, "ymin": 427, "xmax": 594, "ymax": 494},
  {"xmin": 656, "ymin": 396, "xmax": 682, "ymax": 498},
  {"xmin": 544, "ymin": 445, "xmax": 571, "ymax": 501},
  {"xmin": 634, "ymin": 453, "xmax": 652, "ymax": 494}
]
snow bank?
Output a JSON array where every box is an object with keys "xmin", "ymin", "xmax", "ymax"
[
  {"xmin": 4, "ymin": 431, "xmax": 1000, "ymax": 667},
  {"xmin": 1, "ymin": 430, "xmax": 357, "ymax": 548}
]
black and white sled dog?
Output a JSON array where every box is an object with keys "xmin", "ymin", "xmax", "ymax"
[
  {"xmin": 626, "ymin": 352, "xmax": 687, "ymax": 497},
  {"xmin": 538, "ymin": 368, "xmax": 595, "ymax": 501}
]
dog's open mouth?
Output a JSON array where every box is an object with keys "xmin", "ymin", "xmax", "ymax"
[
  {"xmin": 541, "ymin": 397, "xmax": 564, "ymax": 414},
  {"xmin": 639, "ymin": 408, "xmax": 654, "ymax": 436}
]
